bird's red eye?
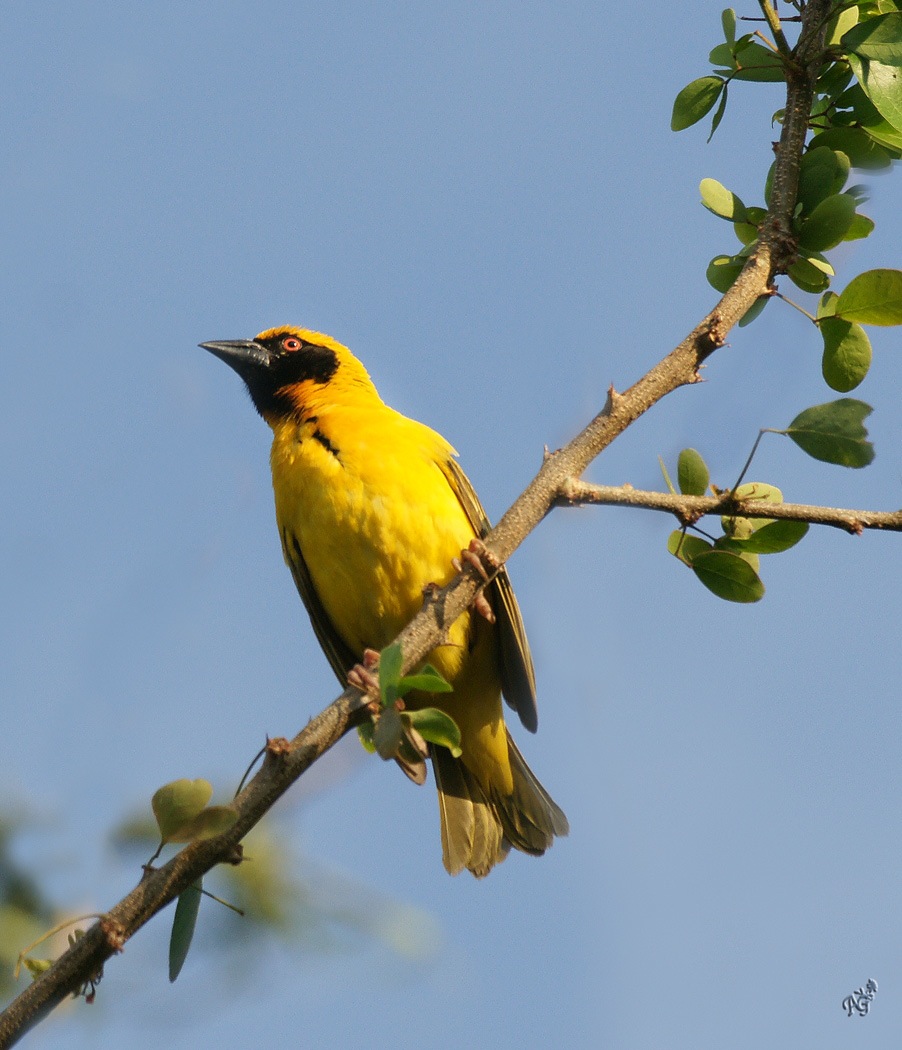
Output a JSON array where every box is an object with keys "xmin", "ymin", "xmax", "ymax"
[{"xmin": 282, "ymin": 337, "xmax": 302, "ymax": 351}]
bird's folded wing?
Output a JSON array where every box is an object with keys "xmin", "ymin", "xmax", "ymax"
[{"xmin": 438, "ymin": 457, "xmax": 539, "ymax": 734}]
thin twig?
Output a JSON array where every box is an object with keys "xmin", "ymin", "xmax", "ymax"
[
  {"xmin": 757, "ymin": 0, "xmax": 794, "ymax": 59},
  {"xmin": 557, "ymin": 480, "xmax": 902, "ymax": 535}
]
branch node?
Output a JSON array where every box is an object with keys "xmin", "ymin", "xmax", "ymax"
[
  {"xmin": 224, "ymin": 843, "xmax": 245, "ymax": 866},
  {"xmin": 265, "ymin": 737, "xmax": 292, "ymax": 758},
  {"xmin": 98, "ymin": 918, "xmax": 126, "ymax": 955}
]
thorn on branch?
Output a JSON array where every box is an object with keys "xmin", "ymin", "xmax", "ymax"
[{"xmin": 602, "ymin": 385, "xmax": 624, "ymax": 417}]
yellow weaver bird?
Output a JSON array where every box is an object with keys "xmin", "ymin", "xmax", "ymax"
[{"xmin": 201, "ymin": 326, "xmax": 567, "ymax": 876}]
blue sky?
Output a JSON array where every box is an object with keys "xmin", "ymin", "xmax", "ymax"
[{"xmin": 2, "ymin": 3, "xmax": 901, "ymax": 1048}]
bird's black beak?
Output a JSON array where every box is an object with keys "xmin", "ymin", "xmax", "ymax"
[{"xmin": 199, "ymin": 339, "xmax": 271, "ymax": 373}]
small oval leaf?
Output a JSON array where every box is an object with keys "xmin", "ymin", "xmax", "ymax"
[
  {"xmin": 738, "ymin": 296, "xmax": 768, "ymax": 327},
  {"xmin": 820, "ymin": 317, "xmax": 873, "ymax": 391},
  {"xmin": 735, "ymin": 520, "xmax": 809, "ymax": 554},
  {"xmin": 798, "ymin": 193, "xmax": 857, "ymax": 251},
  {"xmin": 784, "ymin": 399, "xmax": 875, "ymax": 468},
  {"xmin": 397, "ymin": 665, "xmax": 454, "ymax": 695},
  {"xmin": 677, "ymin": 448, "xmax": 710, "ymax": 496},
  {"xmin": 734, "ymin": 482, "xmax": 783, "ymax": 504},
  {"xmin": 672, "ymin": 77, "xmax": 725, "ymax": 131},
  {"xmin": 404, "ymin": 708, "xmax": 463, "ymax": 758},
  {"xmin": 797, "ymin": 148, "xmax": 850, "ymax": 212},
  {"xmin": 373, "ymin": 705, "xmax": 406, "ymax": 760},
  {"xmin": 357, "ymin": 722, "xmax": 377, "ymax": 754},
  {"xmin": 667, "ymin": 531, "xmax": 712, "ymax": 566},
  {"xmin": 166, "ymin": 805, "xmax": 238, "ymax": 844},
  {"xmin": 378, "ymin": 643, "xmax": 403, "ymax": 705},
  {"xmin": 700, "ymin": 178, "xmax": 747, "ymax": 220},
  {"xmin": 706, "ymin": 255, "xmax": 744, "ymax": 293},
  {"xmin": 731, "ymin": 41, "xmax": 785, "ymax": 82},
  {"xmin": 692, "ymin": 550, "xmax": 765, "ymax": 603},
  {"xmin": 835, "ymin": 268, "xmax": 902, "ymax": 325},
  {"xmin": 152, "ymin": 779, "xmax": 213, "ymax": 843}
]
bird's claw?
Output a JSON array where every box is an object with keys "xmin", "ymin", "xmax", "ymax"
[
  {"xmin": 453, "ymin": 539, "xmax": 498, "ymax": 623},
  {"xmin": 348, "ymin": 648, "xmax": 381, "ymax": 699}
]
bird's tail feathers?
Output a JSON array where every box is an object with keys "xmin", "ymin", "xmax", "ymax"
[{"xmin": 431, "ymin": 732, "xmax": 568, "ymax": 878}]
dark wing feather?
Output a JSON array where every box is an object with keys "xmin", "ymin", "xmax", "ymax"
[
  {"xmin": 280, "ymin": 527, "xmax": 358, "ymax": 684},
  {"xmin": 438, "ymin": 457, "xmax": 539, "ymax": 733}
]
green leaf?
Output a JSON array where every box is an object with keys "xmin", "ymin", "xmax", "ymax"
[
  {"xmin": 798, "ymin": 193, "xmax": 857, "ymax": 250},
  {"xmin": 700, "ymin": 178, "xmax": 746, "ymax": 221},
  {"xmin": 707, "ymin": 255, "xmax": 743, "ymax": 293},
  {"xmin": 817, "ymin": 62, "xmax": 854, "ymax": 96},
  {"xmin": 850, "ymin": 54, "xmax": 902, "ymax": 136},
  {"xmin": 738, "ymin": 296, "xmax": 769, "ymax": 327},
  {"xmin": 844, "ymin": 213, "xmax": 876, "ymax": 240},
  {"xmin": 378, "ymin": 643, "xmax": 403, "ymax": 706},
  {"xmin": 169, "ymin": 879, "xmax": 202, "ymax": 983},
  {"xmin": 835, "ymin": 268, "xmax": 902, "ymax": 324},
  {"xmin": 709, "ymin": 43, "xmax": 734, "ymax": 67},
  {"xmin": 713, "ymin": 535, "xmax": 760, "ymax": 572},
  {"xmin": 827, "ymin": 4, "xmax": 860, "ymax": 45},
  {"xmin": 820, "ymin": 317, "xmax": 873, "ymax": 391},
  {"xmin": 677, "ymin": 448, "xmax": 710, "ymax": 496},
  {"xmin": 357, "ymin": 722, "xmax": 377, "ymax": 753},
  {"xmin": 842, "ymin": 13, "xmax": 902, "ymax": 63},
  {"xmin": 404, "ymin": 708, "xmax": 463, "ymax": 758},
  {"xmin": 707, "ymin": 81, "xmax": 729, "ymax": 141},
  {"xmin": 667, "ymin": 531, "xmax": 713, "ymax": 566},
  {"xmin": 722, "ymin": 8, "xmax": 737, "ymax": 44},
  {"xmin": 672, "ymin": 77, "xmax": 725, "ymax": 131},
  {"xmin": 373, "ymin": 704, "xmax": 406, "ymax": 760},
  {"xmin": 165, "ymin": 805, "xmax": 238, "ymax": 844},
  {"xmin": 734, "ymin": 481, "xmax": 783, "ymax": 504},
  {"xmin": 732, "ymin": 41, "xmax": 785, "ymax": 82},
  {"xmin": 797, "ymin": 148, "xmax": 850, "ymax": 212},
  {"xmin": 733, "ymin": 221, "xmax": 758, "ymax": 245},
  {"xmin": 691, "ymin": 550, "xmax": 765, "ymax": 603},
  {"xmin": 787, "ymin": 257, "xmax": 831, "ymax": 293},
  {"xmin": 818, "ymin": 291, "xmax": 840, "ymax": 319},
  {"xmin": 809, "ymin": 127, "xmax": 893, "ymax": 168},
  {"xmin": 397, "ymin": 664, "xmax": 454, "ymax": 695},
  {"xmin": 783, "ymin": 399, "xmax": 875, "ymax": 467},
  {"xmin": 659, "ymin": 455, "xmax": 676, "ymax": 494},
  {"xmin": 152, "ymin": 779, "xmax": 213, "ymax": 843},
  {"xmin": 729, "ymin": 520, "xmax": 810, "ymax": 553},
  {"xmin": 23, "ymin": 958, "xmax": 53, "ymax": 980}
]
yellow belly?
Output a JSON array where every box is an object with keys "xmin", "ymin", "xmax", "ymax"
[{"xmin": 270, "ymin": 408, "xmax": 511, "ymax": 793}]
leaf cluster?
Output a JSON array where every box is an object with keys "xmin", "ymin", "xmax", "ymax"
[
  {"xmin": 356, "ymin": 643, "xmax": 461, "ymax": 778},
  {"xmin": 664, "ymin": 399, "xmax": 874, "ymax": 602},
  {"xmin": 674, "ymin": 5, "xmax": 902, "ymax": 394}
]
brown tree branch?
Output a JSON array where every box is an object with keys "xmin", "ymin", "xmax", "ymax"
[
  {"xmin": 557, "ymin": 480, "xmax": 902, "ymax": 534},
  {"xmin": 0, "ymin": 2, "xmax": 839, "ymax": 1045}
]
